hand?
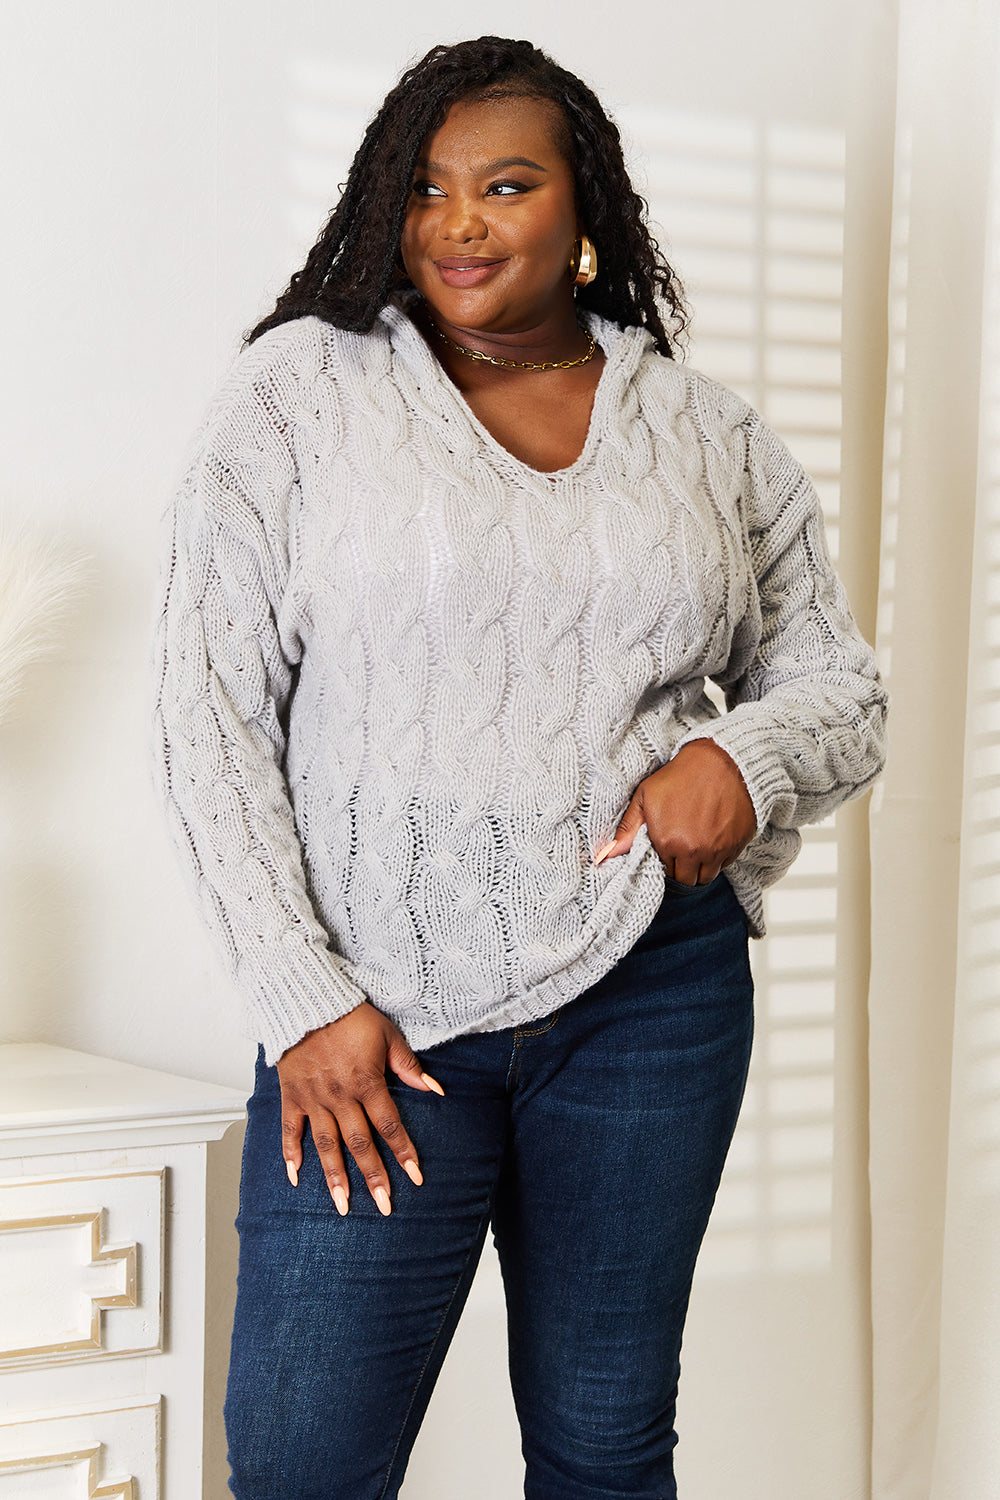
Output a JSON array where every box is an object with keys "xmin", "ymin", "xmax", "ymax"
[
  {"xmin": 596, "ymin": 740, "xmax": 757, "ymax": 885},
  {"xmin": 276, "ymin": 1002, "xmax": 444, "ymax": 1217}
]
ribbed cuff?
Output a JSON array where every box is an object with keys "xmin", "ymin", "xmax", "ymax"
[
  {"xmin": 674, "ymin": 710, "xmax": 794, "ymax": 835},
  {"xmin": 243, "ymin": 937, "xmax": 371, "ymax": 1065}
]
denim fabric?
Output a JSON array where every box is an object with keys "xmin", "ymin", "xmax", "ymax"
[{"xmin": 225, "ymin": 874, "xmax": 754, "ymax": 1500}]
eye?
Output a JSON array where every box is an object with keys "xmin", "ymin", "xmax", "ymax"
[
  {"xmin": 486, "ymin": 180, "xmax": 532, "ymax": 196},
  {"xmin": 411, "ymin": 181, "xmax": 446, "ymax": 198}
]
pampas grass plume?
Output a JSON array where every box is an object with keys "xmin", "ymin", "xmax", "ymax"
[{"xmin": 0, "ymin": 524, "xmax": 89, "ymax": 726}]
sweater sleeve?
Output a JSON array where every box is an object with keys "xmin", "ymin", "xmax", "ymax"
[
  {"xmin": 677, "ymin": 411, "xmax": 888, "ymax": 833},
  {"xmin": 152, "ymin": 331, "xmax": 369, "ymax": 1064}
]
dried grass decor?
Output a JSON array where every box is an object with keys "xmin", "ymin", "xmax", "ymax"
[{"xmin": 0, "ymin": 522, "xmax": 88, "ymax": 726}]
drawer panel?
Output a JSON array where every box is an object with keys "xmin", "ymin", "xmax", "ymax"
[
  {"xmin": 0, "ymin": 1394, "xmax": 160, "ymax": 1499},
  {"xmin": 0, "ymin": 1172, "xmax": 163, "ymax": 1369}
]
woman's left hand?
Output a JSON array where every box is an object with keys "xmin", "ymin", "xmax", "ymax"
[{"xmin": 596, "ymin": 740, "xmax": 757, "ymax": 885}]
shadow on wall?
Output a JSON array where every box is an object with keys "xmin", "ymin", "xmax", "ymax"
[
  {"xmin": 282, "ymin": 58, "xmax": 849, "ymax": 1280},
  {"xmin": 618, "ymin": 101, "xmax": 847, "ymax": 1276}
]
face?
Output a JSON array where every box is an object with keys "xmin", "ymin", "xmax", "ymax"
[{"xmin": 399, "ymin": 94, "xmax": 580, "ymax": 336}]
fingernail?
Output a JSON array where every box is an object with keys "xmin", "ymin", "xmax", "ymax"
[
  {"xmin": 285, "ymin": 1160, "xmax": 298, "ymax": 1187},
  {"xmin": 420, "ymin": 1072, "xmax": 445, "ymax": 1096},
  {"xmin": 333, "ymin": 1186, "xmax": 349, "ymax": 1216},
  {"xmin": 374, "ymin": 1186, "xmax": 391, "ymax": 1216},
  {"xmin": 594, "ymin": 841, "xmax": 616, "ymax": 865},
  {"xmin": 403, "ymin": 1159, "xmax": 424, "ymax": 1186}
]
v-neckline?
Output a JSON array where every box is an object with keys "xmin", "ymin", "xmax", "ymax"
[
  {"xmin": 382, "ymin": 301, "xmax": 634, "ymax": 490},
  {"xmin": 446, "ymin": 356, "xmax": 608, "ymax": 483}
]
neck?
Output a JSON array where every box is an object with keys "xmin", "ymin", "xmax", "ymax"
[{"xmin": 418, "ymin": 298, "xmax": 589, "ymax": 368}]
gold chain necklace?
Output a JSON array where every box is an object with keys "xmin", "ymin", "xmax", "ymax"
[{"xmin": 430, "ymin": 321, "xmax": 597, "ymax": 372}]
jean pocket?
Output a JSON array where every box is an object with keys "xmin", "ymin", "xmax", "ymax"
[{"xmin": 662, "ymin": 870, "xmax": 719, "ymax": 896}]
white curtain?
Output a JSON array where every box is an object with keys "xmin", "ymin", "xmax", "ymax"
[{"xmin": 868, "ymin": 0, "xmax": 1000, "ymax": 1494}]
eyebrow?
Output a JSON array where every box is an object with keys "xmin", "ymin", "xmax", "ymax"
[{"xmin": 418, "ymin": 156, "xmax": 549, "ymax": 176}]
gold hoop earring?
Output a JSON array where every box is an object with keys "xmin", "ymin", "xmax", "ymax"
[{"xmin": 569, "ymin": 234, "xmax": 597, "ymax": 288}]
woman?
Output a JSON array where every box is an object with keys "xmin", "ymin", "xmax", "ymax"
[{"xmin": 154, "ymin": 35, "xmax": 886, "ymax": 1500}]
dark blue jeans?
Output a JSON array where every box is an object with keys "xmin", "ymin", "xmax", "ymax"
[{"xmin": 226, "ymin": 874, "xmax": 754, "ymax": 1500}]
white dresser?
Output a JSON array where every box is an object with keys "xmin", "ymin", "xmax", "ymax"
[{"xmin": 0, "ymin": 1043, "xmax": 246, "ymax": 1499}]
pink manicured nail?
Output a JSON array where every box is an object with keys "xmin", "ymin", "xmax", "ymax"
[
  {"xmin": 285, "ymin": 1160, "xmax": 299, "ymax": 1188},
  {"xmin": 403, "ymin": 1159, "xmax": 424, "ymax": 1186},
  {"xmin": 420, "ymin": 1072, "xmax": 445, "ymax": 1096},
  {"xmin": 333, "ymin": 1186, "xmax": 349, "ymax": 1216},
  {"xmin": 374, "ymin": 1186, "xmax": 392, "ymax": 1216},
  {"xmin": 594, "ymin": 841, "xmax": 616, "ymax": 865}
]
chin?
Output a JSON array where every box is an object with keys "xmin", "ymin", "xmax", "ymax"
[
  {"xmin": 425, "ymin": 293, "xmax": 503, "ymax": 330},
  {"xmin": 415, "ymin": 272, "xmax": 519, "ymax": 326}
]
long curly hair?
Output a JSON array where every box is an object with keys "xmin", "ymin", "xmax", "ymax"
[{"xmin": 247, "ymin": 36, "xmax": 688, "ymax": 356}]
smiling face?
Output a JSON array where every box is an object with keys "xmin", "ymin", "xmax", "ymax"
[{"xmin": 399, "ymin": 94, "xmax": 581, "ymax": 339}]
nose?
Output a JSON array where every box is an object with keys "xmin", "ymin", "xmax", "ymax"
[{"xmin": 439, "ymin": 195, "xmax": 487, "ymax": 244}]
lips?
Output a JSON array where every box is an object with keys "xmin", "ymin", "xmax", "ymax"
[
  {"xmin": 434, "ymin": 256, "xmax": 506, "ymax": 288},
  {"xmin": 435, "ymin": 257, "xmax": 504, "ymax": 270}
]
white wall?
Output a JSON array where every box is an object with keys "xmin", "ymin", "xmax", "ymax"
[{"xmin": 0, "ymin": 3, "xmax": 894, "ymax": 1496}]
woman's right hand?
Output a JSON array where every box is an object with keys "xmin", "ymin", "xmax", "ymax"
[{"xmin": 276, "ymin": 1003, "xmax": 444, "ymax": 1217}]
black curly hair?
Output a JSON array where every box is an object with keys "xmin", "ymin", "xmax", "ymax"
[{"xmin": 247, "ymin": 36, "xmax": 688, "ymax": 357}]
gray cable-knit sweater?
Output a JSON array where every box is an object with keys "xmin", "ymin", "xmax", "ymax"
[{"xmin": 153, "ymin": 303, "xmax": 887, "ymax": 1064}]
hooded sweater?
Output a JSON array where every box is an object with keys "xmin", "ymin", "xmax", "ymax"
[{"xmin": 153, "ymin": 304, "xmax": 887, "ymax": 1065}]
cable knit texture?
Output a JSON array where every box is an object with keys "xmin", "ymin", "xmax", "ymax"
[{"xmin": 153, "ymin": 304, "xmax": 887, "ymax": 1064}]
